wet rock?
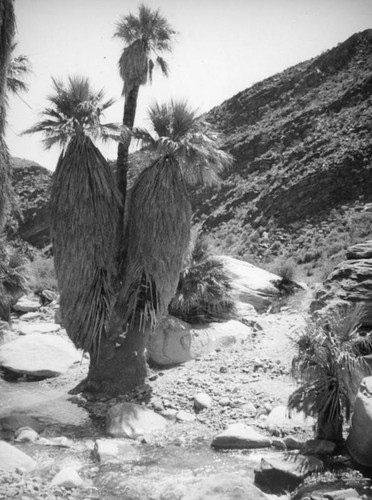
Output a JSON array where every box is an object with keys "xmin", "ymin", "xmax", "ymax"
[
  {"xmin": 14, "ymin": 427, "xmax": 39, "ymax": 443},
  {"xmin": 0, "ymin": 441, "xmax": 37, "ymax": 472},
  {"xmin": 301, "ymin": 438, "xmax": 336, "ymax": 455},
  {"xmin": 271, "ymin": 438, "xmax": 287, "ymax": 450},
  {"xmin": 0, "ymin": 333, "xmax": 81, "ymax": 377},
  {"xmin": 184, "ymin": 473, "xmax": 269, "ymax": 499},
  {"xmin": 51, "ymin": 467, "xmax": 83, "ymax": 488},
  {"xmin": 148, "ymin": 317, "xmax": 252, "ymax": 366},
  {"xmin": 93, "ymin": 439, "xmax": 141, "ymax": 462},
  {"xmin": 284, "ymin": 436, "xmax": 304, "ymax": 450},
  {"xmin": 212, "ymin": 423, "xmax": 271, "ymax": 449},
  {"xmin": 13, "ymin": 295, "xmax": 41, "ymax": 313},
  {"xmin": 254, "ymin": 452, "xmax": 323, "ymax": 494},
  {"xmin": 347, "ymin": 376, "xmax": 372, "ymax": 467},
  {"xmin": 37, "ymin": 436, "xmax": 74, "ymax": 448},
  {"xmin": 106, "ymin": 403, "xmax": 167, "ymax": 439},
  {"xmin": 0, "ymin": 414, "xmax": 43, "ymax": 433},
  {"xmin": 16, "ymin": 322, "xmax": 60, "ymax": 335}
]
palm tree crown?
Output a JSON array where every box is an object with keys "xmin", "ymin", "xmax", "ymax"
[
  {"xmin": 114, "ymin": 4, "xmax": 175, "ymax": 95},
  {"xmin": 134, "ymin": 100, "xmax": 233, "ymax": 186},
  {"xmin": 24, "ymin": 76, "xmax": 120, "ymax": 150}
]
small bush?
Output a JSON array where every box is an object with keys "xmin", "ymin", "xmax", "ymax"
[
  {"xmin": 272, "ymin": 258, "xmax": 297, "ymax": 284},
  {"xmin": 25, "ymin": 256, "xmax": 58, "ymax": 293},
  {"xmin": 169, "ymin": 233, "xmax": 236, "ymax": 324},
  {"xmin": 0, "ymin": 251, "xmax": 28, "ymax": 321}
]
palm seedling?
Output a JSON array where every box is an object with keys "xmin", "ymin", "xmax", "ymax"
[
  {"xmin": 169, "ymin": 231, "xmax": 236, "ymax": 324},
  {"xmin": 288, "ymin": 303, "xmax": 372, "ymax": 443}
]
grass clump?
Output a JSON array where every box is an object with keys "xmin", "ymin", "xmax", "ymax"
[{"xmin": 25, "ymin": 255, "xmax": 58, "ymax": 293}]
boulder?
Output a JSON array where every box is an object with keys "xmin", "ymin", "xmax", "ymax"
[
  {"xmin": 0, "ymin": 333, "xmax": 81, "ymax": 377},
  {"xmin": 0, "ymin": 413, "xmax": 43, "ymax": 433},
  {"xmin": 266, "ymin": 405, "xmax": 315, "ymax": 431},
  {"xmin": 311, "ymin": 241, "xmax": 372, "ymax": 326},
  {"xmin": 16, "ymin": 322, "xmax": 60, "ymax": 335},
  {"xmin": 211, "ymin": 423, "xmax": 271, "ymax": 449},
  {"xmin": 106, "ymin": 403, "xmax": 168, "ymax": 439},
  {"xmin": 254, "ymin": 452, "xmax": 323, "ymax": 494},
  {"xmin": 51, "ymin": 467, "xmax": 84, "ymax": 488},
  {"xmin": 217, "ymin": 256, "xmax": 281, "ymax": 312},
  {"xmin": 13, "ymin": 295, "xmax": 41, "ymax": 313},
  {"xmin": 0, "ymin": 440, "xmax": 37, "ymax": 472},
  {"xmin": 14, "ymin": 427, "xmax": 39, "ymax": 443},
  {"xmin": 347, "ymin": 376, "xmax": 372, "ymax": 467},
  {"xmin": 148, "ymin": 317, "xmax": 252, "ymax": 366}
]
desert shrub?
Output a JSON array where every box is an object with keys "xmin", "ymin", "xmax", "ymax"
[
  {"xmin": 271, "ymin": 257, "xmax": 297, "ymax": 284},
  {"xmin": 169, "ymin": 233, "xmax": 236, "ymax": 324},
  {"xmin": 0, "ymin": 251, "xmax": 28, "ymax": 321},
  {"xmin": 25, "ymin": 256, "xmax": 58, "ymax": 293}
]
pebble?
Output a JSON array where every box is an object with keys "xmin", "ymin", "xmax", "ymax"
[{"xmin": 194, "ymin": 392, "xmax": 213, "ymax": 410}]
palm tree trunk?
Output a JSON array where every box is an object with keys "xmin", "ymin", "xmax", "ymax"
[
  {"xmin": 71, "ymin": 323, "xmax": 151, "ymax": 396},
  {"xmin": 116, "ymin": 84, "xmax": 140, "ymax": 254},
  {"xmin": 317, "ymin": 412, "xmax": 343, "ymax": 444}
]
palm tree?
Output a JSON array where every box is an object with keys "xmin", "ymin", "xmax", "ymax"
[
  {"xmin": 114, "ymin": 4, "xmax": 176, "ymax": 248},
  {"xmin": 288, "ymin": 303, "xmax": 372, "ymax": 444},
  {"xmin": 0, "ymin": 0, "xmax": 15, "ymax": 233},
  {"xmin": 81, "ymin": 99, "xmax": 233, "ymax": 394},
  {"xmin": 7, "ymin": 43, "xmax": 31, "ymax": 95},
  {"xmin": 24, "ymin": 76, "xmax": 121, "ymax": 360}
]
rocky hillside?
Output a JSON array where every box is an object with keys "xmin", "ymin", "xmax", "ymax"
[
  {"xmin": 6, "ymin": 157, "xmax": 51, "ymax": 249},
  {"xmin": 5, "ymin": 31, "xmax": 372, "ymax": 279},
  {"xmin": 193, "ymin": 30, "xmax": 372, "ymax": 272}
]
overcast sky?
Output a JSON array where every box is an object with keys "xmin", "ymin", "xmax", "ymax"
[{"xmin": 6, "ymin": 0, "xmax": 372, "ymax": 170}]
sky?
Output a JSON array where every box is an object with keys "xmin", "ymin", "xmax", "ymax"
[{"xmin": 6, "ymin": 0, "xmax": 372, "ymax": 171}]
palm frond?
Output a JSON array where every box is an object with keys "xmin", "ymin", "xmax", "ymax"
[
  {"xmin": 51, "ymin": 134, "xmax": 120, "ymax": 358},
  {"xmin": 111, "ymin": 155, "xmax": 191, "ymax": 333},
  {"xmin": 7, "ymin": 43, "xmax": 32, "ymax": 94}
]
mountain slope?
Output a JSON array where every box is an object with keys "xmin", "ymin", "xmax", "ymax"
[{"xmin": 194, "ymin": 30, "xmax": 372, "ymax": 269}]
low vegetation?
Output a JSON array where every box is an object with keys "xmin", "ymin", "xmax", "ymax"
[{"xmin": 288, "ymin": 303, "xmax": 372, "ymax": 443}]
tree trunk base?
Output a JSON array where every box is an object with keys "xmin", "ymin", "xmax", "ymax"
[{"xmin": 69, "ymin": 325, "xmax": 151, "ymax": 397}]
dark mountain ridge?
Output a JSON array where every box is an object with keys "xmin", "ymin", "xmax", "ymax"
[{"xmin": 194, "ymin": 30, "xmax": 372, "ymax": 244}]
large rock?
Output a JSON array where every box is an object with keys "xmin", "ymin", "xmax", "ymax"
[
  {"xmin": 0, "ymin": 413, "xmax": 43, "ymax": 433},
  {"xmin": 0, "ymin": 441, "xmax": 37, "ymax": 472},
  {"xmin": 148, "ymin": 317, "xmax": 252, "ymax": 366},
  {"xmin": 347, "ymin": 376, "xmax": 372, "ymax": 467},
  {"xmin": 254, "ymin": 452, "xmax": 323, "ymax": 494},
  {"xmin": 13, "ymin": 295, "xmax": 41, "ymax": 313},
  {"xmin": 217, "ymin": 256, "xmax": 281, "ymax": 311},
  {"xmin": 0, "ymin": 333, "xmax": 81, "ymax": 377},
  {"xmin": 311, "ymin": 240, "xmax": 372, "ymax": 326},
  {"xmin": 106, "ymin": 403, "xmax": 168, "ymax": 439},
  {"xmin": 211, "ymin": 423, "xmax": 271, "ymax": 449}
]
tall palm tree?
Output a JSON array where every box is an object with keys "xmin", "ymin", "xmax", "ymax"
[
  {"xmin": 0, "ymin": 0, "xmax": 15, "ymax": 233},
  {"xmin": 82, "ymin": 99, "xmax": 233, "ymax": 394},
  {"xmin": 288, "ymin": 303, "xmax": 372, "ymax": 444},
  {"xmin": 114, "ymin": 4, "xmax": 176, "ymax": 248},
  {"xmin": 7, "ymin": 43, "xmax": 31, "ymax": 95},
  {"xmin": 24, "ymin": 76, "xmax": 121, "ymax": 360}
]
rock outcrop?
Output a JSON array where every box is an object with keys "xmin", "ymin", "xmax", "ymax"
[
  {"xmin": 347, "ymin": 376, "xmax": 372, "ymax": 468},
  {"xmin": 8, "ymin": 157, "xmax": 51, "ymax": 248},
  {"xmin": 148, "ymin": 317, "xmax": 252, "ymax": 366},
  {"xmin": 311, "ymin": 240, "xmax": 372, "ymax": 326}
]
